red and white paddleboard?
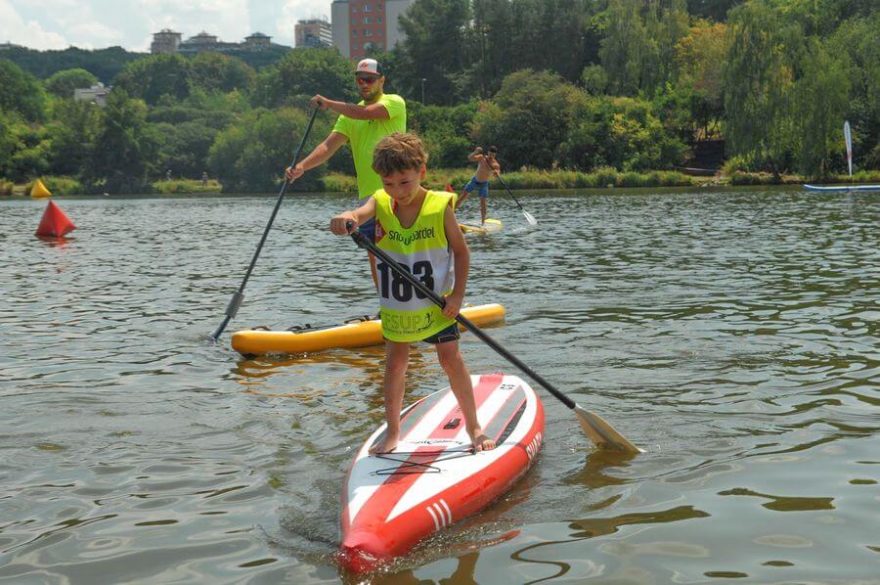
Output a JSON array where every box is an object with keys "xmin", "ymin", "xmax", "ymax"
[{"xmin": 339, "ymin": 373, "xmax": 544, "ymax": 573}]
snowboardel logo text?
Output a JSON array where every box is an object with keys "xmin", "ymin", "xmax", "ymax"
[{"xmin": 385, "ymin": 227, "xmax": 435, "ymax": 246}]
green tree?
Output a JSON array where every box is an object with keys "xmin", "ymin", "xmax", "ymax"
[
  {"xmin": 467, "ymin": 0, "xmax": 601, "ymax": 97},
  {"xmin": 792, "ymin": 38, "xmax": 850, "ymax": 176},
  {"xmin": 189, "ymin": 53, "xmax": 256, "ymax": 95},
  {"xmin": 827, "ymin": 13, "xmax": 880, "ymax": 169},
  {"xmin": 722, "ymin": 0, "xmax": 804, "ymax": 173},
  {"xmin": 396, "ymin": 0, "xmax": 471, "ymax": 105},
  {"xmin": 598, "ymin": 0, "xmax": 689, "ymax": 96},
  {"xmin": 472, "ymin": 69, "xmax": 583, "ymax": 169},
  {"xmin": 686, "ymin": 0, "xmax": 743, "ymax": 21},
  {"xmin": 0, "ymin": 117, "xmax": 51, "ymax": 181},
  {"xmin": 208, "ymin": 107, "xmax": 334, "ymax": 192},
  {"xmin": 0, "ymin": 45, "xmax": 141, "ymax": 83},
  {"xmin": 0, "ymin": 60, "xmax": 47, "ymax": 121},
  {"xmin": 154, "ymin": 121, "xmax": 220, "ymax": 179},
  {"xmin": 252, "ymin": 48, "xmax": 352, "ymax": 108},
  {"xmin": 114, "ymin": 54, "xmax": 192, "ymax": 106},
  {"xmin": 598, "ymin": 0, "xmax": 649, "ymax": 95},
  {"xmin": 470, "ymin": 0, "xmax": 512, "ymax": 97},
  {"xmin": 561, "ymin": 95, "xmax": 687, "ymax": 171},
  {"xmin": 408, "ymin": 101, "xmax": 478, "ymax": 167},
  {"xmin": 674, "ymin": 20, "xmax": 730, "ymax": 138},
  {"xmin": 44, "ymin": 68, "xmax": 99, "ymax": 98},
  {"xmin": 88, "ymin": 90, "xmax": 158, "ymax": 192},
  {"xmin": 46, "ymin": 99, "xmax": 102, "ymax": 177}
]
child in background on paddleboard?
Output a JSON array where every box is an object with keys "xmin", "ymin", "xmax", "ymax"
[
  {"xmin": 329, "ymin": 132, "xmax": 496, "ymax": 455},
  {"xmin": 455, "ymin": 145, "xmax": 501, "ymax": 225}
]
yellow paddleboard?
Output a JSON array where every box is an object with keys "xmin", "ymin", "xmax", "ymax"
[
  {"xmin": 232, "ymin": 303, "xmax": 506, "ymax": 356},
  {"xmin": 459, "ymin": 218, "xmax": 502, "ymax": 235}
]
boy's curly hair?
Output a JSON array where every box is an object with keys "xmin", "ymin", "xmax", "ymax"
[{"xmin": 372, "ymin": 132, "xmax": 429, "ymax": 176}]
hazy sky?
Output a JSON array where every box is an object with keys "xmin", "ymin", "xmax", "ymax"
[{"xmin": 0, "ymin": 0, "xmax": 333, "ymax": 51}]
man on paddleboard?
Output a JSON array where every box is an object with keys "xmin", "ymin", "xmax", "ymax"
[
  {"xmin": 329, "ymin": 133, "xmax": 496, "ymax": 455},
  {"xmin": 455, "ymin": 145, "xmax": 501, "ymax": 225},
  {"xmin": 285, "ymin": 58, "xmax": 406, "ymax": 245}
]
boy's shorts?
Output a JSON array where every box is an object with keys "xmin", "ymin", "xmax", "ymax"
[
  {"xmin": 463, "ymin": 177, "xmax": 490, "ymax": 198},
  {"xmin": 423, "ymin": 323, "xmax": 460, "ymax": 344}
]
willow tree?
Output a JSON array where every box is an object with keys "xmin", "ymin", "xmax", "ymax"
[
  {"xmin": 598, "ymin": 0, "xmax": 647, "ymax": 95},
  {"xmin": 722, "ymin": 0, "xmax": 804, "ymax": 174},
  {"xmin": 792, "ymin": 38, "xmax": 850, "ymax": 177},
  {"xmin": 599, "ymin": 0, "xmax": 689, "ymax": 96},
  {"xmin": 827, "ymin": 13, "xmax": 880, "ymax": 169}
]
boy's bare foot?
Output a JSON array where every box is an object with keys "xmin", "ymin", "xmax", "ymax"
[
  {"xmin": 369, "ymin": 433, "xmax": 399, "ymax": 455},
  {"xmin": 470, "ymin": 431, "xmax": 496, "ymax": 452}
]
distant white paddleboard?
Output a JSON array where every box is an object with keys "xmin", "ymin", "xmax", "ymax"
[{"xmin": 803, "ymin": 184, "xmax": 880, "ymax": 192}]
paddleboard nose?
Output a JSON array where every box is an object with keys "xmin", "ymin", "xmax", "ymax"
[{"xmin": 338, "ymin": 532, "xmax": 387, "ymax": 573}]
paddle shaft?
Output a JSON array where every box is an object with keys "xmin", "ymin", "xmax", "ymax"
[
  {"xmin": 349, "ymin": 228, "xmax": 575, "ymax": 410},
  {"xmin": 211, "ymin": 108, "xmax": 319, "ymax": 341},
  {"xmin": 493, "ymin": 173, "xmax": 537, "ymax": 225},
  {"xmin": 494, "ymin": 173, "xmax": 527, "ymax": 212}
]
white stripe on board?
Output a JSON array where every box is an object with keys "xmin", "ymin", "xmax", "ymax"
[
  {"xmin": 439, "ymin": 499, "xmax": 453, "ymax": 526},
  {"xmin": 427, "ymin": 504, "xmax": 441, "ymax": 531}
]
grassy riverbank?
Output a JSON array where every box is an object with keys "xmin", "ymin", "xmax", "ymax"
[
  {"xmin": 324, "ymin": 168, "xmax": 705, "ymax": 193},
  {"xmin": 4, "ymin": 169, "xmax": 880, "ymax": 196}
]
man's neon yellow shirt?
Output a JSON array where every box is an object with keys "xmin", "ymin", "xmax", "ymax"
[{"xmin": 332, "ymin": 93, "xmax": 406, "ymax": 199}]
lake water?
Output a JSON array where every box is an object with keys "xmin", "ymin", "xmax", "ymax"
[{"xmin": 2, "ymin": 188, "xmax": 879, "ymax": 584}]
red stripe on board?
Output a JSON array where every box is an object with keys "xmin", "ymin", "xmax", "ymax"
[
  {"xmin": 424, "ymin": 373, "xmax": 504, "ymax": 441},
  {"xmin": 351, "ymin": 374, "xmax": 505, "ymax": 531},
  {"xmin": 341, "ymin": 383, "xmax": 545, "ymax": 571}
]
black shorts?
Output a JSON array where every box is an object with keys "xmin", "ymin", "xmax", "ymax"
[{"xmin": 423, "ymin": 323, "xmax": 460, "ymax": 344}]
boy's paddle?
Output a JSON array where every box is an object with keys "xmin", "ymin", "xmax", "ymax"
[
  {"xmin": 210, "ymin": 107, "xmax": 319, "ymax": 341},
  {"xmin": 347, "ymin": 225, "xmax": 641, "ymax": 453},
  {"xmin": 494, "ymin": 173, "xmax": 538, "ymax": 225}
]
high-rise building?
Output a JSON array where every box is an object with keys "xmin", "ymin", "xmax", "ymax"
[
  {"xmin": 295, "ymin": 19, "xmax": 333, "ymax": 48},
  {"xmin": 331, "ymin": 0, "xmax": 414, "ymax": 60}
]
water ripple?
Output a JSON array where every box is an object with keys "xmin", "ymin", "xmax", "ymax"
[{"xmin": 2, "ymin": 190, "xmax": 880, "ymax": 583}]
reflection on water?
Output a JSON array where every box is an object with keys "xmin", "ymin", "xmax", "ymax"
[{"xmin": 2, "ymin": 189, "xmax": 879, "ymax": 583}]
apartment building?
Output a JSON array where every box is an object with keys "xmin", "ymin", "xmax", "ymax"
[{"xmin": 331, "ymin": 0, "xmax": 414, "ymax": 60}]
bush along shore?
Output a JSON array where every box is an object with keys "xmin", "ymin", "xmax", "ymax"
[{"xmin": 5, "ymin": 169, "xmax": 880, "ymax": 197}]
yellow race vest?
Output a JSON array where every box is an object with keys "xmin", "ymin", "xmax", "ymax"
[{"xmin": 374, "ymin": 190, "xmax": 456, "ymax": 342}]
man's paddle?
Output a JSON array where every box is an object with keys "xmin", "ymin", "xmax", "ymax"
[
  {"xmin": 494, "ymin": 173, "xmax": 538, "ymax": 225},
  {"xmin": 347, "ymin": 225, "xmax": 641, "ymax": 453},
  {"xmin": 210, "ymin": 108, "xmax": 319, "ymax": 341}
]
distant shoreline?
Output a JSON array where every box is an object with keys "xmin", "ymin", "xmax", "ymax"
[{"xmin": 5, "ymin": 169, "xmax": 880, "ymax": 197}]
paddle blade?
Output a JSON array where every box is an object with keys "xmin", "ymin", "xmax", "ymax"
[
  {"xmin": 573, "ymin": 405, "xmax": 642, "ymax": 453},
  {"xmin": 523, "ymin": 210, "xmax": 538, "ymax": 225}
]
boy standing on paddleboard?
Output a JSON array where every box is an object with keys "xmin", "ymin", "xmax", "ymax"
[
  {"xmin": 455, "ymin": 145, "xmax": 501, "ymax": 225},
  {"xmin": 329, "ymin": 133, "xmax": 495, "ymax": 455}
]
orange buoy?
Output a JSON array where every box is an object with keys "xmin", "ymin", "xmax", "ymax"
[{"xmin": 36, "ymin": 200, "xmax": 76, "ymax": 237}]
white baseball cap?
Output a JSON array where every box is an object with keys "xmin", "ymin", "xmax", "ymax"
[{"xmin": 355, "ymin": 58, "xmax": 383, "ymax": 76}]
